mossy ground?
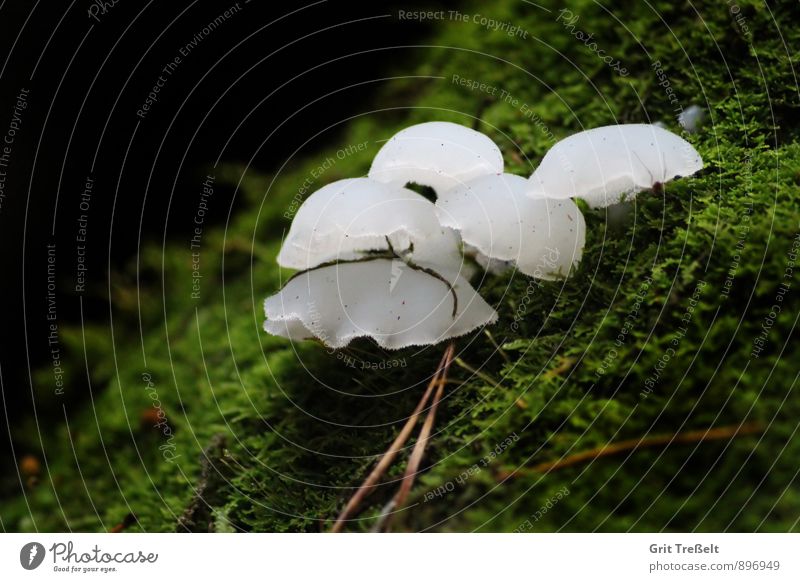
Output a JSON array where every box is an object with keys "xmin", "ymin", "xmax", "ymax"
[{"xmin": 4, "ymin": 0, "xmax": 800, "ymax": 532}]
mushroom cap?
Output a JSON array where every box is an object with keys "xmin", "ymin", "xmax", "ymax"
[
  {"xmin": 527, "ymin": 124, "xmax": 703, "ymax": 208},
  {"xmin": 437, "ymin": 173, "xmax": 585, "ymax": 280},
  {"xmin": 277, "ymin": 177, "xmax": 465, "ymax": 277},
  {"xmin": 368, "ymin": 121, "xmax": 504, "ymax": 194},
  {"xmin": 264, "ymin": 258, "xmax": 498, "ymax": 350}
]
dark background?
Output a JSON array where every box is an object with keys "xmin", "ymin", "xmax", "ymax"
[{"xmin": 0, "ymin": 0, "xmax": 455, "ymax": 473}]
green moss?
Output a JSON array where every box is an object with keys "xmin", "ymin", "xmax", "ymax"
[{"xmin": 4, "ymin": 0, "xmax": 800, "ymax": 532}]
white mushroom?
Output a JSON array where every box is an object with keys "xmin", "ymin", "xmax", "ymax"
[
  {"xmin": 277, "ymin": 177, "xmax": 465, "ymax": 277},
  {"xmin": 264, "ymin": 259, "xmax": 498, "ymax": 350},
  {"xmin": 678, "ymin": 105, "xmax": 705, "ymax": 134},
  {"xmin": 368, "ymin": 121, "xmax": 504, "ymax": 194},
  {"xmin": 527, "ymin": 124, "xmax": 703, "ymax": 208},
  {"xmin": 437, "ymin": 173, "xmax": 585, "ymax": 280}
]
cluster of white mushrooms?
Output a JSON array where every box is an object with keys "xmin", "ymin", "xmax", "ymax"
[{"xmin": 264, "ymin": 121, "xmax": 703, "ymax": 350}]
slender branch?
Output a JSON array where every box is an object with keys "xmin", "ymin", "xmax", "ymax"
[
  {"xmin": 496, "ymin": 422, "xmax": 763, "ymax": 480},
  {"xmin": 383, "ymin": 236, "xmax": 459, "ymax": 317},
  {"xmin": 330, "ymin": 347, "xmax": 451, "ymax": 532},
  {"xmin": 454, "ymin": 356, "xmax": 502, "ymax": 388},
  {"xmin": 405, "ymin": 261, "xmax": 459, "ymax": 318},
  {"xmin": 373, "ymin": 342, "xmax": 455, "ymax": 532},
  {"xmin": 283, "ymin": 254, "xmax": 394, "ymax": 286},
  {"xmin": 395, "ymin": 344, "xmax": 454, "ymax": 504},
  {"xmin": 544, "ymin": 356, "xmax": 577, "ymax": 379},
  {"xmin": 484, "ymin": 329, "xmax": 511, "ymax": 364}
]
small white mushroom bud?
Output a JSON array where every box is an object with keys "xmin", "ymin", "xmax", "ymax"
[
  {"xmin": 368, "ymin": 121, "xmax": 504, "ymax": 194},
  {"xmin": 264, "ymin": 259, "xmax": 498, "ymax": 350},
  {"xmin": 678, "ymin": 105, "xmax": 706, "ymax": 134},
  {"xmin": 277, "ymin": 177, "xmax": 465, "ymax": 277},
  {"xmin": 436, "ymin": 173, "xmax": 585, "ymax": 280},
  {"xmin": 527, "ymin": 124, "xmax": 703, "ymax": 208}
]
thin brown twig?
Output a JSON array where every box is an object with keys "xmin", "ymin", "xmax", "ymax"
[
  {"xmin": 454, "ymin": 356, "xmax": 502, "ymax": 388},
  {"xmin": 373, "ymin": 342, "xmax": 455, "ymax": 532},
  {"xmin": 484, "ymin": 329, "xmax": 511, "ymax": 364},
  {"xmin": 496, "ymin": 422, "xmax": 764, "ymax": 480},
  {"xmin": 330, "ymin": 347, "xmax": 451, "ymax": 532}
]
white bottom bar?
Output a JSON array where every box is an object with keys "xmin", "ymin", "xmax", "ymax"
[{"xmin": 1, "ymin": 533, "xmax": 796, "ymax": 580}]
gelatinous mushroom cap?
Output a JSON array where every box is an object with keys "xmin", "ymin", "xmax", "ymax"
[
  {"xmin": 277, "ymin": 177, "xmax": 465, "ymax": 277},
  {"xmin": 264, "ymin": 259, "xmax": 498, "ymax": 350},
  {"xmin": 368, "ymin": 121, "xmax": 504, "ymax": 194},
  {"xmin": 437, "ymin": 173, "xmax": 585, "ymax": 280},
  {"xmin": 527, "ymin": 124, "xmax": 703, "ymax": 208}
]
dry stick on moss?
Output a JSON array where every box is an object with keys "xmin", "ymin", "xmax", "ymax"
[
  {"xmin": 330, "ymin": 346, "xmax": 452, "ymax": 533},
  {"xmin": 483, "ymin": 329, "xmax": 511, "ymax": 364},
  {"xmin": 496, "ymin": 422, "xmax": 764, "ymax": 480},
  {"xmin": 454, "ymin": 356, "xmax": 502, "ymax": 388},
  {"xmin": 373, "ymin": 342, "xmax": 456, "ymax": 532}
]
